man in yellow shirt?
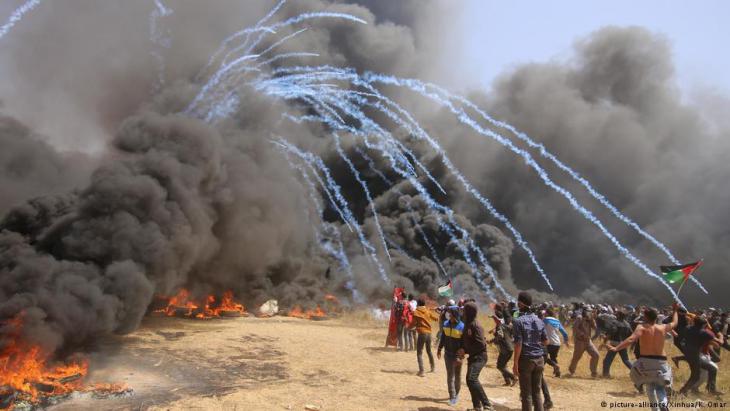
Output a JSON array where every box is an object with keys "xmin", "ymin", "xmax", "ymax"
[{"xmin": 413, "ymin": 298, "xmax": 440, "ymax": 376}]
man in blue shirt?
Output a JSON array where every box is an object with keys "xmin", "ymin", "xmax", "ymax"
[
  {"xmin": 512, "ymin": 291, "xmax": 548, "ymax": 411},
  {"xmin": 437, "ymin": 307, "xmax": 464, "ymax": 406},
  {"xmin": 543, "ymin": 308, "xmax": 569, "ymax": 377}
]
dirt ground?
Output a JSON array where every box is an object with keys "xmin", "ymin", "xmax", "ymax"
[{"xmin": 47, "ymin": 313, "xmax": 729, "ymax": 411}]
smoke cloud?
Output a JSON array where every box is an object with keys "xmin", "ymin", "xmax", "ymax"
[
  {"xmin": 0, "ymin": 1, "xmax": 728, "ymax": 357},
  {"xmin": 0, "ymin": 0, "xmax": 465, "ymax": 353},
  {"xmin": 434, "ymin": 26, "xmax": 730, "ymax": 306}
]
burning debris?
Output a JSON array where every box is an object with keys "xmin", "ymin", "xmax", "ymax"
[
  {"xmin": 286, "ymin": 306, "xmax": 327, "ymax": 320},
  {"xmin": 153, "ymin": 290, "xmax": 248, "ymax": 319},
  {"xmin": 285, "ymin": 294, "xmax": 344, "ymax": 320},
  {"xmin": 0, "ymin": 315, "xmax": 130, "ymax": 410}
]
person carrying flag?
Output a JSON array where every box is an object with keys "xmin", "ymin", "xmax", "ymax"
[
  {"xmin": 385, "ymin": 287, "xmax": 405, "ymax": 348},
  {"xmin": 609, "ymin": 304, "xmax": 678, "ymax": 411}
]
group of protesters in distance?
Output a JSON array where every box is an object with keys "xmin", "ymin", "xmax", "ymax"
[{"xmin": 389, "ymin": 290, "xmax": 729, "ymax": 411}]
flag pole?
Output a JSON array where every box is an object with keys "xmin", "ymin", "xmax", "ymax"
[{"xmin": 676, "ymin": 277, "xmax": 688, "ymax": 297}]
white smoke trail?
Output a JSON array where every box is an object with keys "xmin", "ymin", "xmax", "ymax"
[
  {"xmin": 277, "ymin": 87, "xmax": 509, "ymax": 298},
  {"xmin": 255, "ymin": 66, "xmax": 688, "ymax": 303},
  {"xmin": 355, "ymin": 146, "xmax": 449, "ymax": 278},
  {"xmin": 271, "ymin": 84, "xmax": 506, "ymax": 298},
  {"xmin": 186, "ymin": 7, "xmax": 691, "ymax": 304},
  {"xmin": 332, "ymin": 133, "xmax": 391, "ymax": 261},
  {"xmin": 274, "ymin": 138, "xmax": 391, "ymax": 284},
  {"xmin": 0, "ymin": 0, "xmax": 43, "ymax": 41},
  {"xmin": 448, "ymin": 89, "xmax": 708, "ymax": 294},
  {"xmin": 149, "ymin": 0, "xmax": 173, "ymax": 91},
  {"xmin": 368, "ymin": 75, "xmax": 706, "ymax": 294},
  {"xmin": 280, "ymin": 150, "xmax": 360, "ymax": 301},
  {"xmin": 362, "ymin": 72, "xmax": 684, "ymax": 303}
]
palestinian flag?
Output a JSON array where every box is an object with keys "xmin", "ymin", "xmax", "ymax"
[
  {"xmin": 660, "ymin": 261, "xmax": 702, "ymax": 284},
  {"xmin": 438, "ymin": 280, "xmax": 453, "ymax": 297}
]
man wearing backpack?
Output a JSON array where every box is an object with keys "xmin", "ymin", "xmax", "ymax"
[{"xmin": 602, "ymin": 311, "xmax": 633, "ymax": 378}]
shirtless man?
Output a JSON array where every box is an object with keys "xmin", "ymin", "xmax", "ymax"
[{"xmin": 609, "ymin": 304, "xmax": 678, "ymax": 411}]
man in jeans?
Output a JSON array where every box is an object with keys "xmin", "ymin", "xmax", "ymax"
[
  {"xmin": 462, "ymin": 301, "xmax": 494, "ymax": 411},
  {"xmin": 602, "ymin": 311, "xmax": 633, "ymax": 378},
  {"xmin": 412, "ymin": 298, "xmax": 440, "ymax": 376},
  {"xmin": 610, "ymin": 305, "xmax": 678, "ymax": 411},
  {"xmin": 437, "ymin": 307, "xmax": 464, "ymax": 406},
  {"xmin": 512, "ymin": 291, "xmax": 548, "ymax": 411},
  {"xmin": 401, "ymin": 296, "xmax": 414, "ymax": 352}
]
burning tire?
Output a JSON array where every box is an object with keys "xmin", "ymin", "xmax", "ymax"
[
  {"xmin": 172, "ymin": 306, "xmax": 194, "ymax": 317},
  {"xmin": 0, "ymin": 386, "xmax": 16, "ymax": 409}
]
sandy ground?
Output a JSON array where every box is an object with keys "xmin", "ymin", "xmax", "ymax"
[{"xmin": 46, "ymin": 314, "xmax": 729, "ymax": 411}]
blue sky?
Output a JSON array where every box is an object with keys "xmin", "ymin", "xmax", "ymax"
[{"xmin": 454, "ymin": 0, "xmax": 730, "ymax": 96}]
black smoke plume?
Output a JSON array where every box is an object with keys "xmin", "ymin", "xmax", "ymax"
[{"xmin": 1, "ymin": 2, "xmax": 728, "ymax": 357}]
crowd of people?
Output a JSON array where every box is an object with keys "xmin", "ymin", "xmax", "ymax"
[{"xmin": 388, "ymin": 290, "xmax": 729, "ymax": 411}]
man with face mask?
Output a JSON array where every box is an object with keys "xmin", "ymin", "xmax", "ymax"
[{"xmin": 462, "ymin": 301, "xmax": 494, "ymax": 411}]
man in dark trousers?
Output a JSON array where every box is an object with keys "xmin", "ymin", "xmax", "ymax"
[
  {"xmin": 512, "ymin": 291, "xmax": 548, "ymax": 411},
  {"xmin": 489, "ymin": 308, "xmax": 517, "ymax": 386},
  {"xmin": 437, "ymin": 307, "xmax": 464, "ymax": 406},
  {"xmin": 678, "ymin": 315, "xmax": 725, "ymax": 395},
  {"xmin": 412, "ymin": 298, "xmax": 440, "ymax": 376},
  {"xmin": 463, "ymin": 301, "xmax": 494, "ymax": 411},
  {"xmin": 602, "ymin": 311, "xmax": 633, "ymax": 378},
  {"xmin": 669, "ymin": 307, "xmax": 690, "ymax": 367},
  {"xmin": 543, "ymin": 307, "xmax": 569, "ymax": 377}
]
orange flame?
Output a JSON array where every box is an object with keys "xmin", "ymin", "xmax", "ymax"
[
  {"xmin": 0, "ymin": 314, "xmax": 126, "ymax": 407},
  {"xmin": 154, "ymin": 289, "xmax": 246, "ymax": 319},
  {"xmin": 287, "ymin": 305, "xmax": 327, "ymax": 319}
]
